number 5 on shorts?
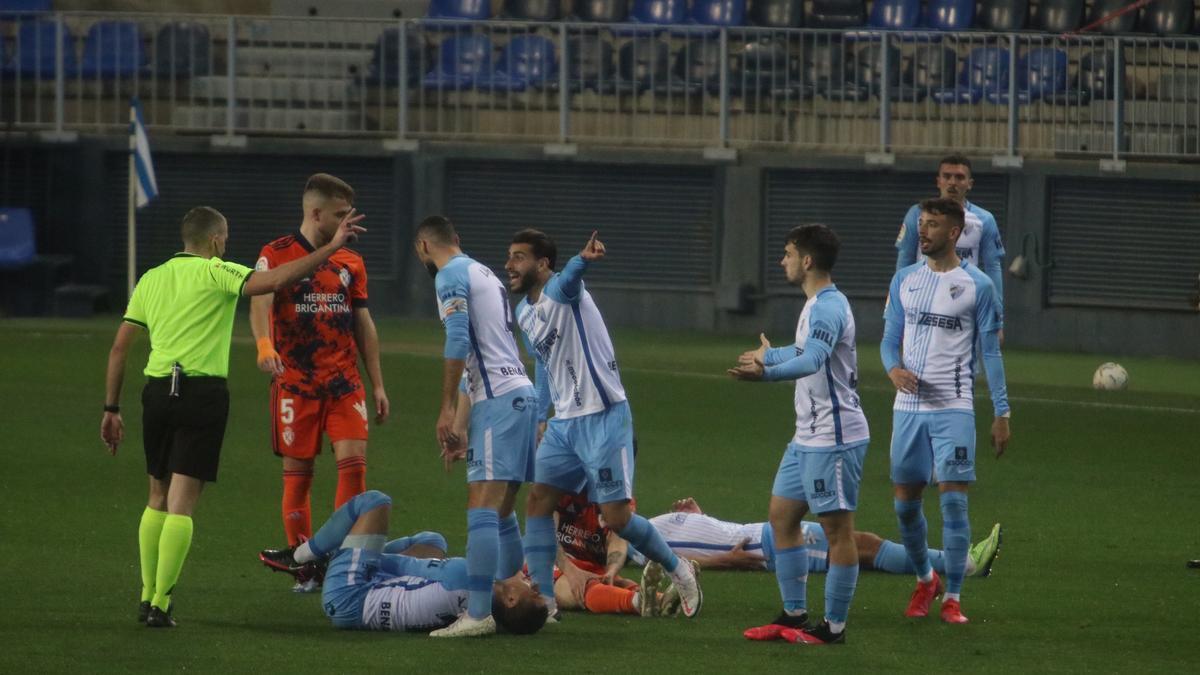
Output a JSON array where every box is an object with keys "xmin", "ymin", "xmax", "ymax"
[{"xmin": 280, "ymin": 398, "xmax": 294, "ymax": 424}]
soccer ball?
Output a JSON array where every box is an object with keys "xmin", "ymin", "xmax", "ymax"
[{"xmin": 1092, "ymin": 362, "xmax": 1129, "ymax": 391}]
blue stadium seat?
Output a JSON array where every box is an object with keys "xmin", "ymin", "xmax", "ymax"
[
  {"xmin": 808, "ymin": 0, "xmax": 866, "ymax": 29},
  {"xmin": 1086, "ymin": 0, "xmax": 1137, "ymax": 34},
  {"xmin": 986, "ymin": 47, "xmax": 1067, "ymax": 104},
  {"xmin": 628, "ymin": 0, "xmax": 689, "ymax": 29},
  {"xmin": 749, "ymin": 0, "xmax": 804, "ymax": 27},
  {"xmin": 426, "ymin": 0, "xmax": 493, "ymax": 22},
  {"xmin": 1033, "ymin": 0, "xmax": 1083, "ymax": 33},
  {"xmin": 931, "ymin": 46, "xmax": 1008, "ymax": 104},
  {"xmin": 1, "ymin": 0, "xmax": 52, "ymax": 14},
  {"xmin": 80, "ymin": 20, "xmax": 147, "ymax": 78},
  {"xmin": 503, "ymin": 0, "xmax": 562, "ymax": 21},
  {"xmin": 0, "ymin": 208, "xmax": 36, "ymax": 270},
  {"xmin": 895, "ymin": 44, "xmax": 956, "ymax": 101},
  {"xmin": 690, "ymin": 0, "xmax": 746, "ymax": 28},
  {"xmin": 866, "ymin": 0, "xmax": 921, "ymax": 30},
  {"xmin": 573, "ymin": 0, "xmax": 629, "ymax": 23},
  {"xmin": 8, "ymin": 20, "xmax": 77, "ymax": 79},
  {"xmin": 422, "ymin": 35, "xmax": 493, "ymax": 90},
  {"xmin": 923, "ymin": 0, "xmax": 975, "ymax": 31},
  {"xmin": 476, "ymin": 35, "xmax": 557, "ymax": 92},
  {"xmin": 154, "ymin": 22, "xmax": 210, "ymax": 77},
  {"xmin": 1139, "ymin": 0, "xmax": 1193, "ymax": 35},
  {"xmin": 365, "ymin": 27, "xmax": 427, "ymax": 86},
  {"xmin": 616, "ymin": 39, "xmax": 671, "ymax": 93},
  {"xmin": 838, "ymin": 41, "xmax": 900, "ymax": 100},
  {"xmin": 976, "ymin": 0, "xmax": 1027, "ymax": 30}
]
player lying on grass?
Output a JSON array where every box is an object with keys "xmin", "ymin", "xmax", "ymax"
[
  {"xmin": 551, "ymin": 490, "xmax": 685, "ymax": 618},
  {"xmin": 260, "ymin": 490, "xmax": 548, "ymax": 634},
  {"xmin": 629, "ymin": 497, "xmax": 1002, "ymax": 583}
]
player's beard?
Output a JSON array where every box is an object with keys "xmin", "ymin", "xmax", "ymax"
[
  {"xmin": 512, "ymin": 268, "xmax": 537, "ymax": 294},
  {"xmin": 424, "ymin": 261, "xmax": 439, "ymax": 278}
]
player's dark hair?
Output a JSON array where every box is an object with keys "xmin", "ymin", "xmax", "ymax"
[
  {"xmin": 785, "ymin": 224, "xmax": 840, "ymax": 272},
  {"xmin": 511, "ymin": 228, "xmax": 558, "ymax": 271},
  {"xmin": 492, "ymin": 593, "xmax": 549, "ymax": 635},
  {"xmin": 180, "ymin": 206, "xmax": 226, "ymax": 246},
  {"xmin": 920, "ymin": 197, "xmax": 966, "ymax": 231},
  {"xmin": 938, "ymin": 153, "xmax": 972, "ymax": 175},
  {"xmin": 304, "ymin": 173, "xmax": 355, "ymax": 203},
  {"xmin": 415, "ymin": 215, "xmax": 458, "ymax": 246}
]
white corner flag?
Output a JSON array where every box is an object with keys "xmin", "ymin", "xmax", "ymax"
[
  {"xmin": 127, "ymin": 98, "xmax": 158, "ymax": 299},
  {"xmin": 130, "ymin": 97, "xmax": 158, "ymax": 208}
]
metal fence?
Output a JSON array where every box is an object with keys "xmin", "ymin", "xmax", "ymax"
[{"xmin": 3, "ymin": 11, "xmax": 1199, "ymax": 161}]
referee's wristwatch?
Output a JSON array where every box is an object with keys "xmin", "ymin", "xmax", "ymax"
[{"xmin": 104, "ymin": 404, "xmax": 120, "ymax": 413}]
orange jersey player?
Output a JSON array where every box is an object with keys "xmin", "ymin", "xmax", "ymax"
[
  {"xmin": 252, "ymin": 173, "xmax": 389, "ymax": 592},
  {"xmin": 553, "ymin": 492, "xmax": 679, "ymax": 617}
]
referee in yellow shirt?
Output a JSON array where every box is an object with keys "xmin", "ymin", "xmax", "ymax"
[{"xmin": 100, "ymin": 205, "xmax": 366, "ymax": 628}]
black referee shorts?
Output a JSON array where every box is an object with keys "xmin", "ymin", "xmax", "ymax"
[{"xmin": 142, "ymin": 376, "xmax": 230, "ymax": 482}]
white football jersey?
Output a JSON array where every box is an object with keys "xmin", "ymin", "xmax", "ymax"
[
  {"xmin": 361, "ymin": 576, "xmax": 467, "ymax": 632},
  {"xmin": 643, "ymin": 512, "xmax": 824, "ymax": 569},
  {"xmin": 885, "ymin": 261, "xmax": 1001, "ymax": 413},
  {"xmin": 788, "ymin": 287, "xmax": 870, "ymax": 448},
  {"xmin": 435, "ymin": 255, "xmax": 531, "ymax": 404},
  {"xmin": 517, "ymin": 264, "xmax": 626, "ymax": 420}
]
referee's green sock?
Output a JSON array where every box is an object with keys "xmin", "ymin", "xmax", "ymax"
[
  {"xmin": 151, "ymin": 514, "xmax": 194, "ymax": 611},
  {"xmin": 138, "ymin": 507, "xmax": 168, "ymax": 603}
]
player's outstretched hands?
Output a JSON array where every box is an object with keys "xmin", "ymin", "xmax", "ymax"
[
  {"xmin": 330, "ymin": 207, "xmax": 367, "ymax": 248},
  {"xmin": 373, "ymin": 386, "xmax": 390, "ymax": 425},
  {"xmin": 580, "ymin": 231, "xmax": 606, "ymax": 261},
  {"xmin": 728, "ymin": 358, "xmax": 765, "ymax": 381},
  {"xmin": 101, "ymin": 411, "xmax": 124, "ymax": 456},
  {"xmin": 738, "ymin": 333, "xmax": 771, "ymax": 366},
  {"xmin": 671, "ymin": 497, "xmax": 703, "ymax": 514},
  {"xmin": 991, "ymin": 416, "xmax": 1010, "ymax": 458},
  {"xmin": 887, "ymin": 367, "xmax": 919, "ymax": 394}
]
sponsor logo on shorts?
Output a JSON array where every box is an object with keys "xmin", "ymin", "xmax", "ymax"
[
  {"xmin": 467, "ymin": 448, "xmax": 481, "ymax": 469},
  {"xmin": 596, "ymin": 467, "xmax": 622, "ymax": 495},
  {"xmin": 282, "ymin": 426, "xmax": 295, "ymax": 446},
  {"xmin": 512, "ymin": 397, "xmax": 527, "ymax": 412},
  {"xmin": 811, "ymin": 478, "xmax": 836, "ymax": 500},
  {"xmin": 947, "ymin": 446, "xmax": 973, "ymax": 469}
]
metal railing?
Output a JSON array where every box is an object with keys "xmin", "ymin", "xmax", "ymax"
[{"xmin": 3, "ymin": 11, "xmax": 1199, "ymax": 163}]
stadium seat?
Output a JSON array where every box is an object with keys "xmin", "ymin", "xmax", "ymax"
[
  {"xmin": 154, "ymin": 22, "xmax": 210, "ymax": 78},
  {"xmin": 364, "ymin": 27, "xmax": 427, "ymax": 86},
  {"xmin": 986, "ymin": 47, "xmax": 1067, "ymax": 104},
  {"xmin": 895, "ymin": 44, "xmax": 956, "ymax": 101},
  {"xmin": 654, "ymin": 39, "xmax": 726, "ymax": 96},
  {"xmin": 923, "ymin": 0, "xmax": 975, "ymax": 31},
  {"xmin": 476, "ymin": 35, "xmax": 557, "ymax": 92},
  {"xmin": 1, "ymin": 0, "xmax": 52, "ymax": 14},
  {"xmin": 422, "ymin": 35, "xmax": 493, "ymax": 90},
  {"xmin": 1138, "ymin": 0, "xmax": 1193, "ymax": 36},
  {"xmin": 865, "ymin": 0, "xmax": 921, "ymax": 30},
  {"xmin": 0, "ymin": 208, "xmax": 36, "ymax": 270},
  {"xmin": 976, "ymin": 0, "xmax": 1027, "ymax": 30},
  {"xmin": 1033, "ymin": 0, "xmax": 1083, "ymax": 33},
  {"xmin": 730, "ymin": 38, "xmax": 802, "ymax": 98},
  {"xmin": 931, "ymin": 46, "xmax": 1008, "ymax": 104},
  {"xmin": 8, "ymin": 20, "xmax": 77, "ymax": 79},
  {"xmin": 748, "ymin": 0, "xmax": 804, "ymax": 28},
  {"xmin": 503, "ymin": 0, "xmax": 562, "ymax": 21},
  {"xmin": 80, "ymin": 20, "xmax": 147, "ymax": 78},
  {"xmin": 1074, "ymin": 47, "xmax": 1121, "ymax": 100},
  {"xmin": 544, "ymin": 35, "xmax": 617, "ymax": 93},
  {"xmin": 842, "ymin": 41, "xmax": 901, "ymax": 100},
  {"xmin": 627, "ymin": 0, "xmax": 689, "ymax": 30},
  {"xmin": 616, "ymin": 39, "xmax": 671, "ymax": 93},
  {"xmin": 799, "ymin": 40, "xmax": 860, "ymax": 100},
  {"xmin": 807, "ymin": 0, "xmax": 866, "ymax": 29},
  {"xmin": 426, "ymin": 0, "xmax": 493, "ymax": 22},
  {"xmin": 1086, "ymin": 0, "xmax": 1137, "ymax": 34},
  {"xmin": 690, "ymin": 0, "xmax": 747, "ymax": 28},
  {"xmin": 574, "ymin": 0, "xmax": 629, "ymax": 23}
]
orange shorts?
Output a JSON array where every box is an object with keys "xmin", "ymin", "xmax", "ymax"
[{"xmin": 270, "ymin": 383, "xmax": 368, "ymax": 460}]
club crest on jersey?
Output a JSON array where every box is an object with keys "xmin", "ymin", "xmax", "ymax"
[
  {"xmin": 949, "ymin": 284, "xmax": 965, "ymax": 299},
  {"xmin": 339, "ymin": 267, "xmax": 351, "ymax": 288},
  {"xmin": 282, "ymin": 426, "xmax": 294, "ymax": 446}
]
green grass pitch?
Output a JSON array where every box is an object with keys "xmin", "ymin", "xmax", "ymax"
[{"xmin": 2, "ymin": 316, "xmax": 1198, "ymax": 673}]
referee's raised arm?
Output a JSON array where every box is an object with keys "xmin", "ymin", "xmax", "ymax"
[
  {"xmin": 99, "ymin": 204, "xmax": 364, "ymax": 629},
  {"xmin": 241, "ymin": 208, "xmax": 366, "ymax": 296}
]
